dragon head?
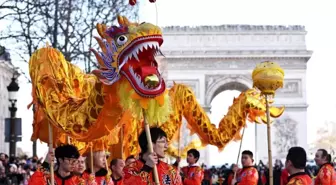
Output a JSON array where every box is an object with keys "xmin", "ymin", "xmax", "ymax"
[
  {"xmin": 91, "ymin": 15, "xmax": 165, "ymax": 98},
  {"xmin": 242, "ymin": 88, "xmax": 285, "ymax": 123}
]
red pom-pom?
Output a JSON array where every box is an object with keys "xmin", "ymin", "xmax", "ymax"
[
  {"xmin": 129, "ymin": 0, "xmax": 136, "ymax": 5},
  {"xmin": 149, "ymin": 0, "xmax": 156, "ymax": 2}
]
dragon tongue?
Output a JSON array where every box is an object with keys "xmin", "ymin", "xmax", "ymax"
[{"xmin": 139, "ymin": 66, "xmax": 159, "ymax": 87}]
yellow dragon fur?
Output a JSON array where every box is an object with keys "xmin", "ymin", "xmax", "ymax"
[{"xmin": 28, "ymin": 15, "xmax": 284, "ymax": 158}]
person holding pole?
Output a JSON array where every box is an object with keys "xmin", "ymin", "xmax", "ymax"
[
  {"xmin": 285, "ymin": 147, "xmax": 312, "ymax": 185},
  {"xmin": 123, "ymin": 127, "xmax": 182, "ymax": 185},
  {"xmin": 231, "ymin": 150, "xmax": 259, "ymax": 185},
  {"xmin": 83, "ymin": 149, "xmax": 113, "ymax": 185},
  {"xmin": 28, "ymin": 144, "xmax": 81, "ymax": 185}
]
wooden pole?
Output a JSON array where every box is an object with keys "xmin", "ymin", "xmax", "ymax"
[
  {"xmin": 90, "ymin": 144, "xmax": 94, "ymax": 174},
  {"xmin": 48, "ymin": 123, "xmax": 54, "ymax": 185},
  {"xmin": 143, "ymin": 111, "xmax": 160, "ymax": 185},
  {"xmin": 234, "ymin": 127, "xmax": 245, "ymax": 179},
  {"xmin": 67, "ymin": 136, "xmax": 70, "ymax": 144},
  {"xmin": 121, "ymin": 126, "xmax": 124, "ymax": 159},
  {"xmin": 265, "ymin": 95, "xmax": 273, "ymax": 185},
  {"xmin": 177, "ymin": 124, "xmax": 181, "ymax": 158}
]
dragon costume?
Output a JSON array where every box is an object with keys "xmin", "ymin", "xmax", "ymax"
[{"xmin": 28, "ymin": 15, "xmax": 284, "ymax": 158}]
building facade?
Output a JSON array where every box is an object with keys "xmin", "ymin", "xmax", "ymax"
[
  {"xmin": 0, "ymin": 46, "xmax": 17, "ymax": 155},
  {"xmin": 161, "ymin": 25, "xmax": 312, "ymax": 165}
]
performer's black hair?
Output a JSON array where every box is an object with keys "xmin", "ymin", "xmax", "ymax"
[
  {"xmin": 110, "ymin": 158, "xmax": 122, "ymax": 167},
  {"xmin": 187, "ymin": 149, "xmax": 200, "ymax": 162},
  {"xmin": 242, "ymin": 150, "xmax": 253, "ymax": 158},
  {"xmin": 138, "ymin": 127, "xmax": 167, "ymax": 153},
  {"xmin": 318, "ymin": 149, "xmax": 332, "ymax": 163},
  {"xmin": 54, "ymin": 144, "xmax": 80, "ymax": 164},
  {"xmin": 126, "ymin": 155, "xmax": 135, "ymax": 161},
  {"xmin": 286, "ymin": 146, "xmax": 307, "ymax": 169}
]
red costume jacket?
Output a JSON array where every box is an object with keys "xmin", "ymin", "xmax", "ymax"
[
  {"xmin": 112, "ymin": 177, "xmax": 123, "ymax": 185},
  {"xmin": 260, "ymin": 172, "xmax": 267, "ymax": 185},
  {"xmin": 181, "ymin": 165, "xmax": 204, "ymax": 185},
  {"xmin": 83, "ymin": 168, "xmax": 113, "ymax": 185},
  {"xmin": 28, "ymin": 170, "xmax": 82, "ymax": 185},
  {"xmin": 235, "ymin": 166, "xmax": 259, "ymax": 185},
  {"xmin": 123, "ymin": 159, "xmax": 182, "ymax": 185},
  {"xmin": 227, "ymin": 172, "xmax": 234, "ymax": 185},
  {"xmin": 286, "ymin": 172, "xmax": 312, "ymax": 185},
  {"xmin": 314, "ymin": 163, "xmax": 336, "ymax": 185},
  {"xmin": 281, "ymin": 169, "xmax": 289, "ymax": 185}
]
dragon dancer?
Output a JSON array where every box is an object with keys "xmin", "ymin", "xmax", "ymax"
[
  {"xmin": 285, "ymin": 147, "xmax": 312, "ymax": 185},
  {"xmin": 82, "ymin": 143, "xmax": 113, "ymax": 185},
  {"xmin": 28, "ymin": 144, "xmax": 82, "ymax": 185},
  {"xmin": 123, "ymin": 127, "xmax": 182, "ymax": 185},
  {"xmin": 110, "ymin": 158, "xmax": 125, "ymax": 185},
  {"xmin": 231, "ymin": 150, "xmax": 259, "ymax": 185},
  {"xmin": 313, "ymin": 149, "xmax": 336, "ymax": 185}
]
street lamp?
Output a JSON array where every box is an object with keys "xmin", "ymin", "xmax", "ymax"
[{"xmin": 7, "ymin": 74, "xmax": 20, "ymax": 158}]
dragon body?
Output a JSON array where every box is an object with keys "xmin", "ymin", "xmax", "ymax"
[{"xmin": 29, "ymin": 15, "xmax": 284, "ymax": 158}]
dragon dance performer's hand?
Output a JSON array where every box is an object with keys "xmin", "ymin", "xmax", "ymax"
[
  {"xmin": 145, "ymin": 152, "xmax": 158, "ymax": 168},
  {"xmin": 232, "ymin": 164, "xmax": 239, "ymax": 174},
  {"xmin": 175, "ymin": 157, "xmax": 181, "ymax": 164},
  {"xmin": 47, "ymin": 148, "xmax": 55, "ymax": 164},
  {"xmin": 231, "ymin": 178, "xmax": 237, "ymax": 185}
]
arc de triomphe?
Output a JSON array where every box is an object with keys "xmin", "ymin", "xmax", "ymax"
[{"xmin": 160, "ymin": 25, "xmax": 312, "ymax": 165}]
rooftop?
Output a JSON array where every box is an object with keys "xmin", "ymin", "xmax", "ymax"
[{"xmin": 162, "ymin": 25, "xmax": 306, "ymax": 32}]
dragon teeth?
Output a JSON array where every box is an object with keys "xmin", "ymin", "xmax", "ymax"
[{"xmin": 132, "ymin": 51, "xmax": 139, "ymax": 61}]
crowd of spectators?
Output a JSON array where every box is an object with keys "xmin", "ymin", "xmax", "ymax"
[
  {"xmin": 0, "ymin": 152, "xmax": 335, "ymax": 185},
  {"xmin": 0, "ymin": 153, "xmax": 44, "ymax": 185},
  {"xmin": 201, "ymin": 159, "xmax": 336, "ymax": 185}
]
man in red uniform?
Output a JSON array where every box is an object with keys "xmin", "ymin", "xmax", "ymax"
[
  {"xmin": 314, "ymin": 149, "xmax": 336, "ymax": 185},
  {"xmin": 125, "ymin": 155, "xmax": 136, "ymax": 166},
  {"xmin": 123, "ymin": 127, "xmax": 182, "ymax": 185},
  {"xmin": 73, "ymin": 156, "xmax": 86, "ymax": 176},
  {"xmin": 83, "ymin": 150, "xmax": 113, "ymax": 185},
  {"xmin": 280, "ymin": 168, "xmax": 289, "ymax": 185},
  {"xmin": 179, "ymin": 149, "xmax": 204, "ymax": 185},
  {"xmin": 285, "ymin": 147, "xmax": 312, "ymax": 185},
  {"xmin": 28, "ymin": 144, "xmax": 81, "ymax": 185},
  {"xmin": 231, "ymin": 150, "xmax": 259, "ymax": 185},
  {"xmin": 110, "ymin": 158, "xmax": 125, "ymax": 185}
]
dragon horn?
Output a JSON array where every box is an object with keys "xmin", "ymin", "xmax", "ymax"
[
  {"xmin": 96, "ymin": 23, "xmax": 107, "ymax": 39},
  {"xmin": 117, "ymin": 15, "xmax": 130, "ymax": 26}
]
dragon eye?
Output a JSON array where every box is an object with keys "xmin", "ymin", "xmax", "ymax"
[{"xmin": 116, "ymin": 35, "xmax": 128, "ymax": 46}]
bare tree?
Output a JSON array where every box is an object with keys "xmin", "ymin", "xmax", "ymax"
[
  {"xmin": 0, "ymin": 0, "xmax": 139, "ymax": 73},
  {"xmin": 273, "ymin": 117, "xmax": 298, "ymax": 157},
  {"xmin": 312, "ymin": 121, "xmax": 336, "ymax": 152}
]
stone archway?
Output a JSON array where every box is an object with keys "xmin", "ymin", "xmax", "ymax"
[{"xmin": 205, "ymin": 75, "xmax": 252, "ymax": 107}]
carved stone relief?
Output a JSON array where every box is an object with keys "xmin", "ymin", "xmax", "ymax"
[
  {"xmin": 162, "ymin": 25, "xmax": 306, "ymax": 32},
  {"xmin": 166, "ymin": 58, "xmax": 308, "ymax": 71},
  {"xmin": 166, "ymin": 80, "xmax": 200, "ymax": 98},
  {"xmin": 205, "ymin": 74, "xmax": 252, "ymax": 91},
  {"xmin": 276, "ymin": 79, "xmax": 302, "ymax": 97},
  {"xmin": 273, "ymin": 117, "xmax": 298, "ymax": 155}
]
